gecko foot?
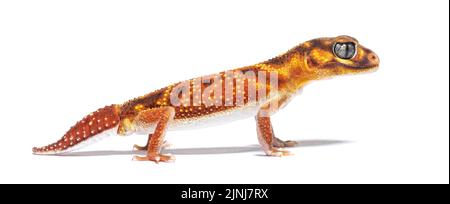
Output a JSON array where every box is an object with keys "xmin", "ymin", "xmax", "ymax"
[
  {"xmin": 132, "ymin": 154, "xmax": 176, "ymax": 163},
  {"xmin": 273, "ymin": 137, "xmax": 298, "ymax": 148},
  {"xmin": 267, "ymin": 148, "xmax": 293, "ymax": 157}
]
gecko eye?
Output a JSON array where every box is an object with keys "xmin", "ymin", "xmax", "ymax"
[{"xmin": 333, "ymin": 42, "xmax": 356, "ymax": 59}]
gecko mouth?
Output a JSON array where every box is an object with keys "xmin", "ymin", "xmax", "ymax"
[
  {"xmin": 339, "ymin": 57, "xmax": 379, "ymax": 74},
  {"xmin": 345, "ymin": 65, "xmax": 379, "ymax": 75},
  {"xmin": 348, "ymin": 64, "xmax": 379, "ymax": 70}
]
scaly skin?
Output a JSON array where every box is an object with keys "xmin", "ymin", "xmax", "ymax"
[{"xmin": 33, "ymin": 36, "xmax": 379, "ymax": 163}]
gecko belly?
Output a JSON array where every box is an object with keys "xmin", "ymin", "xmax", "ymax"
[
  {"xmin": 133, "ymin": 101, "xmax": 269, "ymax": 135},
  {"xmin": 169, "ymin": 102, "xmax": 262, "ymax": 131}
]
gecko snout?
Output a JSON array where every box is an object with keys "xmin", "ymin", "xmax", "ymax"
[{"xmin": 368, "ymin": 52, "xmax": 379, "ymax": 65}]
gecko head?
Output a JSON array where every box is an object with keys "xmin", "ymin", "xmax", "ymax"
[{"xmin": 303, "ymin": 35, "xmax": 379, "ymax": 79}]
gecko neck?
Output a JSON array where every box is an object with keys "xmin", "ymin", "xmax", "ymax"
[{"xmin": 258, "ymin": 44, "xmax": 315, "ymax": 95}]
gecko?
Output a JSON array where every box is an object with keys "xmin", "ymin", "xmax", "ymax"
[{"xmin": 32, "ymin": 35, "xmax": 379, "ymax": 163}]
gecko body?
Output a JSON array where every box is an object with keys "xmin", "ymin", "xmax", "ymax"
[{"xmin": 33, "ymin": 36, "xmax": 379, "ymax": 162}]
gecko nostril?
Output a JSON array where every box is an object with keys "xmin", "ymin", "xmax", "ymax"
[{"xmin": 369, "ymin": 53, "xmax": 379, "ymax": 63}]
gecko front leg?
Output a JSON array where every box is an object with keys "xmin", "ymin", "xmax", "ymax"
[
  {"xmin": 132, "ymin": 107, "xmax": 175, "ymax": 163},
  {"xmin": 255, "ymin": 110, "xmax": 293, "ymax": 157}
]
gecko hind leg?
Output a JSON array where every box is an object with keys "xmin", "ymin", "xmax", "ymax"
[
  {"xmin": 133, "ymin": 135, "xmax": 171, "ymax": 151},
  {"xmin": 131, "ymin": 107, "xmax": 176, "ymax": 163},
  {"xmin": 133, "ymin": 134, "xmax": 151, "ymax": 151}
]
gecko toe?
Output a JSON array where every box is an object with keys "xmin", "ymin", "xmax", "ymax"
[
  {"xmin": 132, "ymin": 154, "xmax": 176, "ymax": 163},
  {"xmin": 267, "ymin": 148, "xmax": 293, "ymax": 157},
  {"xmin": 273, "ymin": 138, "xmax": 298, "ymax": 148}
]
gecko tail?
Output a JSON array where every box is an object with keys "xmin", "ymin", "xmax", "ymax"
[{"xmin": 32, "ymin": 105, "xmax": 121, "ymax": 155}]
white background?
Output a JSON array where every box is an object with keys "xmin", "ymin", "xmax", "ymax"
[{"xmin": 0, "ymin": 0, "xmax": 448, "ymax": 184}]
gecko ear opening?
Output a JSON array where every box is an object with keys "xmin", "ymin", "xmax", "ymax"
[{"xmin": 333, "ymin": 42, "xmax": 357, "ymax": 59}]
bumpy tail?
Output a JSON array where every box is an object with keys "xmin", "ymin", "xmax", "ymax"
[{"xmin": 33, "ymin": 105, "xmax": 121, "ymax": 155}]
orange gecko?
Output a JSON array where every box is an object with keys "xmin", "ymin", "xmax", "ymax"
[{"xmin": 33, "ymin": 36, "xmax": 379, "ymax": 163}]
